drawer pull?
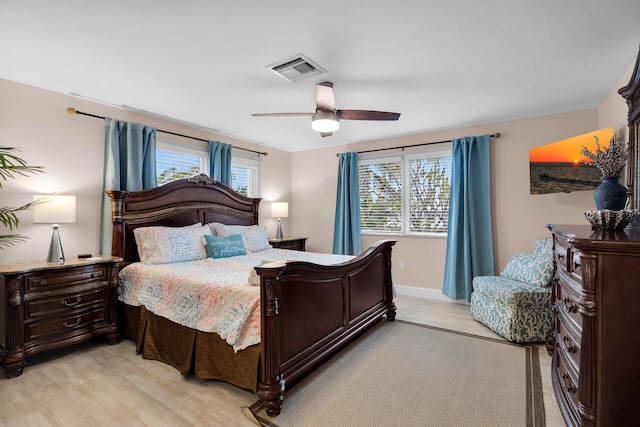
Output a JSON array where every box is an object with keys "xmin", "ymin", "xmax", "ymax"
[
  {"xmin": 40, "ymin": 279, "xmax": 47, "ymax": 285},
  {"xmin": 561, "ymin": 335, "xmax": 576, "ymax": 353},
  {"xmin": 562, "ymin": 297, "xmax": 577, "ymax": 313},
  {"xmin": 60, "ymin": 296, "xmax": 82, "ymax": 307},
  {"xmin": 557, "ymin": 253, "xmax": 565, "ymax": 260},
  {"xmin": 61, "ymin": 317, "xmax": 81, "ymax": 328},
  {"xmin": 561, "ymin": 373, "xmax": 576, "ymax": 393},
  {"xmin": 573, "ymin": 261, "xmax": 581, "ymax": 270}
]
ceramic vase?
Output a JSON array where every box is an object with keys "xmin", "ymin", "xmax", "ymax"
[{"xmin": 593, "ymin": 176, "xmax": 628, "ymax": 211}]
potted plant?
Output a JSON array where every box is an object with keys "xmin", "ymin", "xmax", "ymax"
[
  {"xmin": 580, "ymin": 129, "xmax": 628, "ymax": 210},
  {"xmin": 0, "ymin": 146, "xmax": 44, "ymax": 248}
]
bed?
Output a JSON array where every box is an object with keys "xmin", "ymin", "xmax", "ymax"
[{"xmin": 107, "ymin": 174, "xmax": 396, "ymax": 416}]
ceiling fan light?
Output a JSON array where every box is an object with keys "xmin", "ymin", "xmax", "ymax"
[{"xmin": 311, "ymin": 111, "xmax": 340, "ymax": 133}]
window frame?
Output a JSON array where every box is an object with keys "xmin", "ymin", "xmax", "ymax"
[{"xmin": 358, "ymin": 146, "xmax": 452, "ymax": 238}]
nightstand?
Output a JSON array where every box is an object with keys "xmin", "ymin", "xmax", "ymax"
[
  {"xmin": 0, "ymin": 256, "xmax": 122, "ymax": 378},
  {"xmin": 269, "ymin": 237, "xmax": 307, "ymax": 251}
]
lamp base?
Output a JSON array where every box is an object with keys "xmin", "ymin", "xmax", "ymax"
[
  {"xmin": 47, "ymin": 224, "xmax": 65, "ymax": 263},
  {"xmin": 276, "ymin": 218, "xmax": 283, "ymax": 239}
]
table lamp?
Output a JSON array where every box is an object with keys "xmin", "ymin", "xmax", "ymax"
[
  {"xmin": 271, "ymin": 202, "xmax": 288, "ymax": 239},
  {"xmin": 33, "ymin": 195, "xmax": 76, "ymax": 263}
]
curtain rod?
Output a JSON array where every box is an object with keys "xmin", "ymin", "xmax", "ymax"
[
  {"xmin": 337, "ymin": 132, "xmax": 501, "ymax": 157},
  {"xmin": 66, "ymin": 107, "xmax": 268, "ymax": 156}
]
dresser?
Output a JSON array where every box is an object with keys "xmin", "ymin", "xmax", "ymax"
[
  {"xmin": 269, "ymin": 236, "xmax": 307, "ymax": 251},
  {"xmin": 0, "ymin": 256, "xmax": 122, "ymax": 378},
  {"xmin": 548, "ymin": 224, "xmax": 640, "ymax": 426}
]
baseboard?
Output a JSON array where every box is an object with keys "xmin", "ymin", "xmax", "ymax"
[{"xmin": 394, "ymin": 284, "xmax": 469, "ymax": 305}]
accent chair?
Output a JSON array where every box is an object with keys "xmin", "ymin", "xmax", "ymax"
[{"xmin": 470, "ymin": 237, "xmax": 553, "ymax": 343}]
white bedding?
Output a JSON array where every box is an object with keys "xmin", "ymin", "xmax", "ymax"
[{"xmin": 118, "ymin": 248, "xmax": 353, "ymax": 351}]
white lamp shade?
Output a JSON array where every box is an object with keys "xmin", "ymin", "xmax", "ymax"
[
  {"xmin": 271, "ymin": 202, "xmax": 289, "ymax": 218},
  {"xmin": 33, "ymin": 195, "xmax": 76, "ymax": 223}
]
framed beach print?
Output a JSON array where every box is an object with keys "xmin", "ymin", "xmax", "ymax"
[{"xmin": 529, "ymin": 127, "xmax": 614, "ymax": 195}]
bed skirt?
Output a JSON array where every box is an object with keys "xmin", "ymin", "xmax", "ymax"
[{"xmin": 119, "ymin": 303, "xmax": 260, "ymax": 392}]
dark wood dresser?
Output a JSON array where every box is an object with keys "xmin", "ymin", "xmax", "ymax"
[
  {"xmin": 0, "ymin": 256, "xmax": 122, "ymax": 378},
  {"xmin": 548, "ymin": 224, "xmax": 640, "ymax": 426}
]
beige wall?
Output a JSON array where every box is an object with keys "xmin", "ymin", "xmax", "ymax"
[
  {"xmin": 0, "ymin": 78, "xmax": 291, "ymax": 265},
  {"xmin": 1, "ymin": 57, "xmax": 633, "ymax": 294},
  {"xmin": 292, "ymin": 63, "xmax": 633, "ymax": 299}
]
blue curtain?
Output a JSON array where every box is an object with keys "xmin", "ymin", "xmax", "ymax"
[
  {"xmin": 333, "ymin": 152, "xmax": 361, "ymax": 255},
  {"xmin": 208, "ymin": 141, "xmax": 232, "ymax": 186},
  {"xmin": 99, "ymin": 118, "xmax": 157, "ymax": 254},
  {"xmin": 442, "ymin": 135, "xmax": 494, "ymax": 301}
]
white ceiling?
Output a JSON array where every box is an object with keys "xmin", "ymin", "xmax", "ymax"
[{"xmin": 2, "ymin": 1, "xmax": 640, "ymax": 153}]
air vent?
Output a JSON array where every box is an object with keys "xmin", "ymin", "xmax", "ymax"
[{"xmin": 267, "ymin": 54, "xmax": 326, "ymax": 83}]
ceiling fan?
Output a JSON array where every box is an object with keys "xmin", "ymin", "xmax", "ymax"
[{"xmin": 251, "ymin": 82, "xmax": 401, "ymax": 137}]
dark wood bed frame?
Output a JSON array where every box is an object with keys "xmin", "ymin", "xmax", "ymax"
[{"xmin": 107, "ymin": 174, "xmax": 396, "ymax": 416}]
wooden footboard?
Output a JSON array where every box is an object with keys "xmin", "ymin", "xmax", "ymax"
[{"xmin": 255, "ymin": 239, "xmax": 396, "ymax": 416}]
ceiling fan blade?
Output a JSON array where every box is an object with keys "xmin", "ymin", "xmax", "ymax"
[
  {"xmin": 337, "ymin": 110, "xmax": 401, "ymax": 121},
  {"xmin": 251, "ymin": 112, "xmax": 314, "ymax": 117},
  {"xmin": 320, "ymin": 132, "xmax": 333, "ymax": 138},
  {"xmin": 315, "ymin": 82, "xmax": 335, "ymax": 111}
]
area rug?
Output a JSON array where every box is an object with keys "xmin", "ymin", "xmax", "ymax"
[{"xmin": 243, "ymin": 320, "xmax": 545, "ymax": 427}]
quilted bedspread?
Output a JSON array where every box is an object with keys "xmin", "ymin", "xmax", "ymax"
[{"xmin": 118, "ymin": 249, "xmax": 353, "ymax": 351}]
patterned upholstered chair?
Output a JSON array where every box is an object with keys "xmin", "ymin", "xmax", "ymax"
[{"xmin": 470, "ymin": 237, "xmax": 553, "ymax": 343}]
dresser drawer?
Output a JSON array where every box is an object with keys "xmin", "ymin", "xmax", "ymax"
[
  {"xmin": 570, "ymin": 250, "xmax": 583, "ymax": 282},
  {"xmin": 554, "ymin": 237, "xmax": 570, "ymax": 274},
  {"xmin": 25, "ymin": 287, "xmax": 108, "ymax": 319},
  {"xmin": 25, "ymin": 307, "xmax": 109, "ymax": 342},
  {"xmin": 555, "ymin": 348, "xmax": 580, "ymax": 420},
  {"xmin": 25, "ymin": 265, "xmax": 108, "ymax": 293},
  {"xmin": 556, "ymin": 275, "xmax": 583, "ymax": 333},
  {"xmin": 556, "ymin": 308, "xmax": 581, "ymax": 373},
  {"xmin": 274, "ymin": 241, "xmax": 302, "ymax": 250},
  {"xmin": 269, "ymin": 237, "xmax": 307, "ymax": 251}
]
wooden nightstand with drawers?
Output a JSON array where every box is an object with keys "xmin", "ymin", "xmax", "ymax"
[
  {"xmin": 0, "ymin": 256, "xmax": 122, "ymax": 378},
  {"xmin": 269, "ymin": 237, "xmax": 307, "ymax": 251}
]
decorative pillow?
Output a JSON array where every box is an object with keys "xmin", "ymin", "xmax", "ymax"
[
  {"xmin": 501, "ymin": 252, "xmax": 554, "ymax": 287},
  {"xmin": 208, "ymin": 223, "xmax": 272, "ymax": 252},
  {"xmin": 533, "ymin": 237, "xmax": 553, "ymax": 259},
  {"xmin": 133, "ymin": 224, "xmax": 211, "ymax": 264},
  {"xmin": 134, "ymin": 222, "xmax": 202, "ymax": 261},
  {"xmin": 203, "ymin": 234, "xmax": 247, "ymax": 259}
]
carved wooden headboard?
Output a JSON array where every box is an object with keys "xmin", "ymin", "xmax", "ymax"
[{"xmin": 107, "ymin": 174, "xmax": 261, "ymax": 265}]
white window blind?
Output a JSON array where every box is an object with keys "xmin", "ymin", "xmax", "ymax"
[
  {"xmin": 156, "ymin": 142, "xmax": 204, "ymax": 185},
  {"xmin": 231, "ymin": 156, "xmax": 260, "ymax": 197},
  {"xmin": 408, "ymin": 155, "xmax": 452, "ymax": 233},
  {"xmin": 358, "ymin": 158, "xmax": 402, "ymax": 233}
]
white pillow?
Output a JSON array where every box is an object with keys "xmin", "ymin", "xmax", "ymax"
[
  {"xmin": 133, "ymin": 223, "xmax": 211, "ymax": 264},
  {"xmin": 208, "ymin": 222, "xmax": 272, "ymax": 252}
]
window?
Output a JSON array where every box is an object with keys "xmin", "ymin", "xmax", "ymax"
[
  {"xmin": 230, "ymin": 156, "xmax": 260, "ymax": 197},
  {"xmin": 157, "ymin": 142, "xmax": 204, "ymax": 185},
  {"xmin": 156, "ymin": 141, "xmax": 260, "ymax": 197},
  {"xmin": 358, "ymin": 149, "xmax": 451, "ymax": 236}
]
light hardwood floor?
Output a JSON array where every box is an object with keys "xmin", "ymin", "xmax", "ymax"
[{"xmin": 0, "ymin": 295, "xmax": 565, "ymax": 426}]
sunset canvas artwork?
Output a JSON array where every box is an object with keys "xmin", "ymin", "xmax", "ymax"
[{"xmin": 529, "ymin": 127, "xmax": 614, "ymax": 195}]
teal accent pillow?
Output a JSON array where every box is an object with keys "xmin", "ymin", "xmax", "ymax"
[
  {"xmin": 501, "ymin": 252, "xmax": 554, "ymax": 287},
  {"xmin": 203, "ymin": 234, "xmax": 247, "ymax": 258}
]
